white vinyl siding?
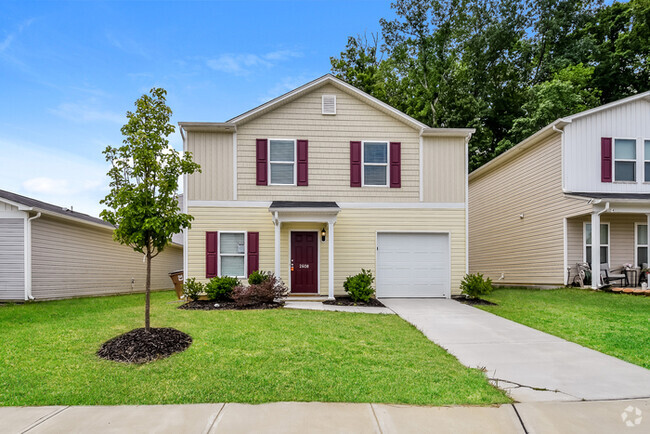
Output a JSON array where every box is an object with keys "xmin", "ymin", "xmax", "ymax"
[
  {"xmin": 362, "ymin": 141, "xmax": 388, "ymax": 187},
  {"xmin": 614, "ymin": 138, "xmax": 637, "ymax": 182},
  {"xmin": 563, "ymin": 98, "xmax": 650, "ymax": 193},
  {"xmin": 584, "ymin": 222, "xmax": 610, "ymax": 266},
  {"xmin": 219, "ymin": 232, "xmax": 246, "ymax": 278},
  {"xmin": 0, "ymin": 218, "xmax": 25, "ymax": 301}
]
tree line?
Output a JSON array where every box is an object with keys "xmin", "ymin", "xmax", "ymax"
[{"xmin": 330, "ymin": 0, "xmax": 650, "ymax": 171}]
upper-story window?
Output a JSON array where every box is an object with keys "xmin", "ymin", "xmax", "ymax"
[
  {"xmin": 644, "ymin": 140, "xmax": 650, "ymax": 182},
  {"xmin": 363, "ymin": 141, "xmax": 388, "ymax": 186},
  {"xmin": 614, "ymin": 138, "xmax": 637, "ymax": 182},
  {"xmin": 269, "ymin": 139, "xmax": 296, "ymax": 185}
]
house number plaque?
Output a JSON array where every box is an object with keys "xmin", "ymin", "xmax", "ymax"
[{"xmin": 299, "ymin": 264, "xmax": 309, "ymax": 269}]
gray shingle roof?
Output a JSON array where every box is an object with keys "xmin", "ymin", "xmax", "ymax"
[{"xmin": 269, "ymin": 201, "xmax": 339, "ymax": 209}]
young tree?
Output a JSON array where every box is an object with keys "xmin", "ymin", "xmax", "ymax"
[{"xmin": 101, "ymin": 88, "xmax": 200, "ymax": 332}]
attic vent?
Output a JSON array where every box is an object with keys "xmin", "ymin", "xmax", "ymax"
[{"xmin": 322, "ymin": 95, "xmax": 336, "ymax": 115}]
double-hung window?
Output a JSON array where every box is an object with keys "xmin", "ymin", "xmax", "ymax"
[
  {"xmin": 362, "ymin": 141, "xmax": 388, "ymax": 186},
  {"xmin": 219, "ymin": 232, "xmax": 246, "ymax": 278},
  {"xmin": 614, "ymin": 138, "xmax": 636, "ymax": 181},
  {"xmin": 584, "ymin": 223, "xmax": 609, "ymax": 265},
  {"xmin": 644, "ymin": 140, "xmax": 650, "ymax": 182},
  {"xmin": 636, "ymin": 224, "xmax": 648, "ymax": 267},
  {"xmin": 269, "ymin": 139, "xmax": 296, "ymax": 185}
]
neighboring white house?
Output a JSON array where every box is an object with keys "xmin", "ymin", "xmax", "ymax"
[
  {"xmin": 469, "ymin": 91, "xmax": 650, "ymax": 288},
  {"xmin": 0, "ymin": 189, "xmax": 182, "ymax": 301}
]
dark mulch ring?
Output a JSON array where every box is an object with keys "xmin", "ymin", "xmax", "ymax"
[
  {"xmin": 177, "ymin": 300, "xmax": 284, "ymax": 310},
  {"xmin": 97, "ymin": 327, "xmax": 192, "ymax": 364},
  {"xmin": 323, "ymin": 296, "xmax": 386, "ymax": 307},
  {"xmin": 455, "ymin": 297, "xmax": 498, "ymax": 306}
]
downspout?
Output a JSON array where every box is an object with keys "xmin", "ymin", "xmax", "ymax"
[
  {"xmin": 464, "ymin": 132, "xmax": 472, "ymax": 278},
  {"xmin": 180, "ymin": 125, "xmax": 188, "ymax": 281},
  {"xmin": 25, "ymin": 212, "xmax": 41, "ymax": 300},
  {"xmin": 598, "ymin": 202, "xmax": 611, "ymax": 216}
]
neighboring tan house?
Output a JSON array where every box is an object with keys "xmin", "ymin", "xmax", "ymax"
[
  {"xmin": 0, "ymin": 190, "xmax": 182, "ymax": 301},
  {"xmin": 469, "ymin": 91, "xmax": 650, "ymax": 289},
  {"xmin": 180, "ymin": 74, "xmax": 473, "ymax": 299}
]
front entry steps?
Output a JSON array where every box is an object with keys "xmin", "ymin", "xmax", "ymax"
[{"xmin": 284, "ymin": 295, "xmax": 330, "ymax": 302}]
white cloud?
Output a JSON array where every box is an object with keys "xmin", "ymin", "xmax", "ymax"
[
  {"xmin": 0, "ymin": 18, "xmax": 35, "ymax": 54},
  {"xmin": 49, "ymin": 102, "xmax": 124, "ymax": 124},
  {"xmin": 0, "ymin": 139, "xmax": 111, "ymax": 217},
  {"xmin": 258, "ymin": 75, "xmax": 314, "ymax": 103},
  {"xmin": 206, "ymin": 49, "xmax": 302, "ymax": 75}
]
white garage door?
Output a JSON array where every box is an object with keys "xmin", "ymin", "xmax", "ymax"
[{"xmin": 376, "ymin": 233, "xmax": 449, "ymax": 298}]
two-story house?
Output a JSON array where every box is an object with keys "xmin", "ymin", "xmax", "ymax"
[
  {"xmin": 180, "ymin": 74, "xmax": 473, "ymax": 299},
  {"xmin": 469, "ymin": 91, "xmax": 650, "ymax": 289}
]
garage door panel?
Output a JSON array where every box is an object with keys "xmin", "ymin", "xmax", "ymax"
[{"xmin": 376, "ymin": 233, "xmax": 449, "ymax": 298}]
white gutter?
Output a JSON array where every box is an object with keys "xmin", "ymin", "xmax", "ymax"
[
  {"xmin": 598, "ymin": 202, "xmax": 611, "ymax": 216},
  {"xmin": 25, "ymin": 212, "xmax": 41, "ymax": 300}
]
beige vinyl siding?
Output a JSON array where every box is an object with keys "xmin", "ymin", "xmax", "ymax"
[
  {"xmin": 235, "ymin": 84, "xmax": 421, "ymax": 202},
  {"xmin": 567, "ymin": 214, "xmax": 647, "ymax": 270},
  {"xmin": 422, "ymin": 136, "xmax": 465, "ymax": 203},
  {"xmin": 0, "ymin": 218, "xmax": 25, "ymax": 300},
  {"xmin": 31, "ymin": 215, "xmax": 182, "ymax": 300},
  {"xmin": 187, "ymin": 206, "xmax": 466, "ymax": 295},
  {"xmin": 469, "ymin": 134, "xmax": 591, "ymax": 286},
  {"xmin": 186, "ymin": 131, "xmax": 233, "ymax": 201}
]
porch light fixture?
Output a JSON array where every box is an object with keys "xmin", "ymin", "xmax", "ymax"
[{"xmin": 321, "ymin": 227, "xmax": 326, "ymax": 242}]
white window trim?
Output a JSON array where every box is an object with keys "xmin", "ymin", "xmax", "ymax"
[
  {"xmin": 268, "ymin": 139, "xmax": 297, "ymax": 186},
  {"xmin": 361, "ymin": 140, "xmax": 389, "ymax": 187},
  {"xmin": 613, "ymin": 137, "xmax": 638, "ymax": 182},
  {"xmin": 643, "ymin": 139, "xmax": 650, "ymax": 183},
  {"xmin": 218, "ymin": 231, "xmax": 247, "ymax": 279},
  {"xmin": 583, "ymin": 222, "xmax": 610, "ymax": 265},
  {"xmin": 634, "ymin": 222, "xmax": 648, "ymax": 268}
]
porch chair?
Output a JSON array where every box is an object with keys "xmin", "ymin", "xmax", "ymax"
[{"xmin": 601, "ymin": 263, "xmax": 627, "ymax": 287}]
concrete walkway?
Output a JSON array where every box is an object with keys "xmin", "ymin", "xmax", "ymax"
[
  {"xmin": 381, "ymin": 299, "xmax": 650, "ymax": 402},
  {"xmin": 2, "ymin": 399, "xmax": 648, "ymax": 433},
  {"xmin": 284, "ymin": 301, "xmax": 394, "ymax": 315}
]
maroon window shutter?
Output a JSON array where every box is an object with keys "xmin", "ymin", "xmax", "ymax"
[
  {"xmin": 206, "ymin": 231, "xmax": 218, "ymax": 278},
  {"xmin": 601, "ymin": 137, "xmax": 612, "ymax": 183},
  {"xmin": 256, "ymin": 139, "xmax": 268, "ymax": 185},
  {"xmin": 297, "ymin": 140, "xmax": 309, "ymax": 186},
  {"xmin": 390, "ymin": 142, "xmax": 401, "ymax": 188},
  {"xmin": 350, "ymin": 141, "xmax": 362, "ymax": 187},
  {"xmin": 247, "ymin": 232, "xmax": 259, "ymax": 276}
]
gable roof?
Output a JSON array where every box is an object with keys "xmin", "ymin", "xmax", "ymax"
[
  {"xmin": 0, "ymin": 189, "xmax": 112, "ymax": 228},
  {"xmin": 469, "ymin": 90, "xmax": 650, "ymax": 181}
]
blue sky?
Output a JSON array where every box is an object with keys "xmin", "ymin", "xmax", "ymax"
[{"xmin": 0, "ymin": 0, "xmax": 393, "ymax": 216}]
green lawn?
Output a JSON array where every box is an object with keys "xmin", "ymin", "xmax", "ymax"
[
  {"xmin": 480, "ymin": 288, "xmax": 650, "ymax": 369},
  {"xmin": 0, "ymin": 291, "xmax": 508, "ymax": 406}
]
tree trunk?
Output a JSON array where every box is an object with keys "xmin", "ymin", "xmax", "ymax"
[{"xmin": 145, "ymin": 247, "xmax": 151, "ymax": 332}]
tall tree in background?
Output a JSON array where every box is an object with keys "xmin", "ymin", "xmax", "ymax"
[
  {"xmin": 331, "ymin": 0, "xmax": 650, "ymax": 171},
  {"xmin": 101, "ymin": 88, "xmax": 200, "ymax": 332}
]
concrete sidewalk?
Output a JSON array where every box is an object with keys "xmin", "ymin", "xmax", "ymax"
[
  {"xmin": 2, "ymin": 399, "xmax": 648, "ymax": 433},
  {"xmin": 381, "ymin": 299, "xmax": 650, "ymax": 402}
]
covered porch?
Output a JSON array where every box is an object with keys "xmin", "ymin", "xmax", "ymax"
[
  {"xmin": 269, "ymin": 201, "xmax": 339, "ymax": 299},
  {"xmin": 566, "ymin": 194, "xmax": 650, "ymax": 289}
]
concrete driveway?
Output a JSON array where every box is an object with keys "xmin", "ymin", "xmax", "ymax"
[{"xmin": 381, "ymin": 299, "xmax": 650, "ymax": 402}]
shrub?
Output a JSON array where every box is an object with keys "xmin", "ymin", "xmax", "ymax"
[
  {"xmin": 460, "ymin": 273, "xmax": 494, "ymax": 298},
  {"xmin": 343, "ymin": 269, "xmax": 375, "ymax": 302},
  {"xmin": 183, "ymin": 278, "xmax": 204, "ymax": 301},
  {"xmin": 205, "ymin": 276, "xmax": 240, "ymax": 301},
  {"xmin": 247, "ymin": 270, "xmax": 269, "ymax": 285},
  {"xmin": 231, "ymin": 273, "xmax": 289, "ymax": 307}
]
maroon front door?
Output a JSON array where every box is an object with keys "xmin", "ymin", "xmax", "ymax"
[{"xmin": 291, "ymin": 231, "xmax": 318, "ymax": 293}]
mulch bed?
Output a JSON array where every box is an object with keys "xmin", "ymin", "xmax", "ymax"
[
  {"xmin": 455, "ymin": 297, "xmax": 498, "ymax": 306},
  {"xmin": 97, "ymin": 327, "xmax": 192, "ymax": 364},
  {"xmin": 323, "ymin": 296, "xmax": 386, "ymax": 307},
  {"xmin": 178, "ymin": 300, "xmax": 284, "ymax": 311}
]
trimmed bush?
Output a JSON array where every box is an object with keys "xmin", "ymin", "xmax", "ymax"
[
  {"xmin": 182, "ymin": 278, "xmax": 204, "ymax": 301},
  {"xmin": 460, "ymin": 273, "xmax": 493, "ymax": 298},
  {"xmin": 343, "ymin": 269, "xmax": 375, "ymax": 302},
  {"xmin": 231, "ymin": 273, "xmax": 289, "ymax": 307},
  {"xmin": 205, "ymin": 276, "xmax": 240, "ymax": 301},
  {"xmin": 247, "ymin": 270, "xmax": 269, "ymax": 285}
]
